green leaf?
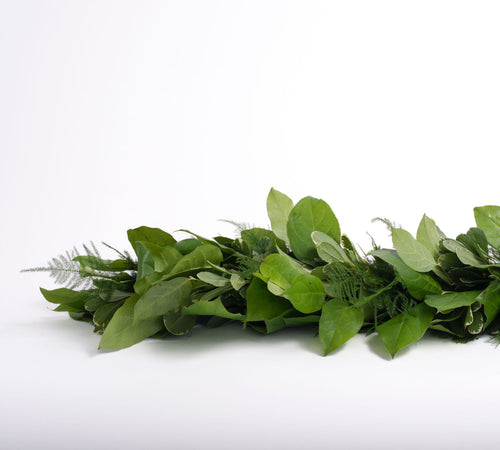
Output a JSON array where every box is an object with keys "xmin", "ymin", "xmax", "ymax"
[
  {"xmin": 93, "ymin": 302, "xmax": 123, "ymax": 328},
  {"xmin": 266, "ymin": 188, "xmax": 294, "ymax": 243},
  {"xmin": 174, "ymin": 238, "xmax": 204, "ymax": 255},
  {"xmin": 163, "ymin": 311, "xmax": 196, "ymax": 335},
  {"xmin": 40, "ymin": 287, "xmax": 98, "ymax": 309},
  {"xmin": 183, "ymin": 298, "xmax": 244, "ymax": 321},
  {"xmin": 134, "ymin": 278, "xmax": 192, "ymax": 321},
  {"xmin": 377, "ymin": 303, "xmax": 434, "ymax": 357},
  {"xmin": 311, "ymin": 231, "xmax": 351, "ymax": 264},
  {"xmin": 73, "ymin": 255, "xmax": 136, "ymax": 272},
  {"xmin": 170, "ymin": 244, "xmax": 223, "ymax": 275},
  {"xmin": 137, "ymin": 242, "xmax": 183, "ymax": 274},
  {"xmin": 474, "ymin": 205, "xmax": 500, "ymax": 250},
  {"xmin": 371, "ymin": 249, "xmax": 441, "ymax": 300},
  {"xmin": 230, "ymin": 273, "xmax": 246, "ymax": 291},
  {"xmin": 416, "ymin": 214, "xmax": 441, "ymax": 258},
  {"xmin": 287, "ymin": 196, "xmax": 341, "ymax": 262},
  {"xmin": 136, "ymin": 242, "xmax": 155, "ymax": 280},
  {"xmin": 319, "ymin": 299, "xmax": 364, "ymax": 355},
  {"xmin": 99, "ymin": 295, "xmax": 165, "ymax": 350},
  {"xmin": 127, "ymin": 226, "xmax": 176, "ymax": 254},
  {"xmin": 477, "ymin": 281, "xmax": 500, "ymax": 327},
  {"xmin": 424, "ymin": 290, "xmax": 481, "ymax": 313},
  {"xmin": 246, "ymin": 277, "xmax": 291, "ymax": 321},
  {"xmin": 197, "ymin": 272, "xmax": 229, "ymax": 287},
  {"xmin": 392, "ymin": 227, "xmax": 436, "ymax": 272},
  {"xmin": 282, "ymin": 273, "xmax": 325, "ymax": 314},
  {"xmin": 259, "ymin": 253, "xmax": 303, "ymax": 291}
]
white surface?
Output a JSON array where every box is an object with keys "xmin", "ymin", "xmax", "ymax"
[{"xmin": 1, "ymin": 1, "xmax": 500, "ymax": 449}]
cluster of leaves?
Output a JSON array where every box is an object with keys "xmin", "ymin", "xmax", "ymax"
[{"xmin": 31, "ymin": 189, "xmax": 500, "ymax": 358}]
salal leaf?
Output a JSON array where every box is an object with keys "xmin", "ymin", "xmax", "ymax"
[
  {"xmin": 416, "ymin": 214, "xmax": 441, "ymax": 258},
  {"xmin": 477, "ymin": 281, "xmax": 500, "ymax": 327},
  {"xmin": 174, "ymin": 238, "xmax": 204, "ymax": 255},
  {"xmin": 371, "ymin": 249, "xmax": 441, "ymax": 300},
  {"xmin": 377, "ymin": 303, "xmax": 434, "ymax": 358},
  {"xmin": 40, "ymin": 287, "xmax": 98, "ymax": 309},
  {"xmin": 163, "ymin": 311, "xmax": 196, "ymax": 335},
  {"xmin": 170, "ymin": 244, "xmax": 223, "ymax": 275},
  {"xmin": 424, "ymin": 290, "xmax": 481, "ymax": 313},
  {"xmin": 392, "ymin": 227, "xmax": 436, "ymax": 272},
  {"xmin": 93, "ymin": 302, "xmax": 123, "ymax": 328},
  {"xmin": 127, "ymin": 226, "xmax": 176, "ymax": 254},
  {"xmin": 197, "ymin": 272, "xmax": 229, "ymax": 287},
  {"xmin": 183, "ymin": 297, "xmax": 244, "ymax": 321},
  {"xmin": 266, "ymin": 188, "xmax": 294, "ymax": 243},
  {"xmin": 319, "ymin": 299, "xmax": 364, "ymax": 355},
  {"xmin": 134, "ymin": 278, "xmax": 192, "ymax": 321},
  {"xmin": 259, "ymin": 253, "xmax": 303, "ymax": 291},
  {"xmin": 311, "ymin": 231, "xmax": 351, "ymax": 264},
  {"xmin": 282, "ymin": 274, "xmax": 325, "ymax": 314},
  {"xmin": 474, "ymin": 205, "xmax": 500, "ymax": 250},
  {"xmin": 136, "ymin": 242, "xmax": 155, "ymax": 280},
  {"xmin": 287, "ymin": 196, "xmax": 341, "ymax": 262},
  {"xmin": 137, "ymin": 242, "xmax": 183, "ymax": 274},
  {"xmin": 455, "ymin": 246, "xmax": 483, "ymax": 267},
  {"xmin": 245, "ymin": 277, "xmax": 291, "ymax": 321},
  {"xmin": 99, "ymin": 295, "xmax": 165, "ymax": 350}
]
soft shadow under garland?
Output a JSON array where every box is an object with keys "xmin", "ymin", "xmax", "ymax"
[{"xmin": 25, "ymin": 188, "xmax": 500, "ymax": 358}]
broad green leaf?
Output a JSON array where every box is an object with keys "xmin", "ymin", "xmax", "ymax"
[
  {"xmin": 174, "ymin": 238, "xmax": 204, "ymax": 255},
  {"xmin": 416, "ymin": 214, "xmax": 441, "ymax": 258},
  {"xmin": 136, "ymin": 242, "xmax": 183, "ymax": 274},
  {"xmin": 424, "ymin": 290, "xmax": 481, "ymax": 313},
  {"xmin": 282, "ymin": 273, "xmax": 325, "ymax": 314},
  {"xmin": 246, "ymin": 277, "xmax": 291, "ymax": 321},
  {"xmin": 260, "ymin": 314, "xmax": 320, "ymax": 334},
  {"xmin": 136, "ymin": 242, "xmax": 155, "ymax": 280},
  {"xmin": 319, "ymin": 299, "xmax": 364, "ymax": 355},
  {"xmin": 134, "ymin": 278, "xmax": 192, "ymax": 321},
  {"xmin": 259, "ymin": 253, "xmax": 303, "ymax": 291},
  {"xmin": 163, "ymin": 311, "xmax": 196, "ymax": 335},
  {"xmin": 266, "ymin": 188, "xmax": 294, "ymax": 243},
  {"xmin": 127, "ymin": 226, "xmax": 176, "ymax": 253},
  {"xmin": 197, "ymin": 271, "xmax": 229, "ymax": 287},
  {"xmin": 230, "ymin": 273, "xmax": 246, "ymax": 291},
  {"xmin": 477, "ymin": 281, "xmax": 500, "ymax": 327},
  {"xmin": 99, "ymin": 295, "xmax": 165, "ymax": 350},
  {"xmin": 311, "ymin": 231, "xmax": 351, "ymax": 264},
  {"xmin": 455, "ymin": 246, "xmax": 483, "ymax": 267},
  {"xmin": 371, "ymin": 249, "xmax": 441, "ymax": 300},
  {"xmin": 40, "ymin": 288, "xmax": 98, "ymax": 308},
  {"xmin": 474, "ymin": 205, "xmax": 500, "ymax": 250},
  {"xmin": 377, "ymin": 303, "xmax": 434, "ymax": 357},
  {"xmin": 183, "ymin": 297, "xmax": 244, "ymax": 321},
  {"xmin": 287, "ymin": 196, "xmax": 341, "ymax": 262},
  {"xmin": 392, "ymin": 227, "xmax": 436, "ymax": 272},
  {"xmin": 170, "ymin": 244, "xmax": 223, "ymax": 275}
]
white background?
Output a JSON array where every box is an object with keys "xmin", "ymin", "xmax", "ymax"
[{"xmin": 1, "ymin": 1, "xmax": 500, "ymax": 449}]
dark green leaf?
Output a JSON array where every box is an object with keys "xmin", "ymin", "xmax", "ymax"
[
  {"xmin": 477, "ymin": 281, "xmax": 500, "ymax": 327},
  {"xmin": 163, "ymin": 311, "xmax": 196, "ymax": 335},
  {"xmin": 183, "ymin": 298, "xmax": 244, "ymax": 321},
  {"xmin": 246, "ymin": 277, "xmax": 291, "ymax": 321},
  {"xmin": 424, "ymin": 290, "xmax": 482, "ymax": 313},
  {"xmin": 127, "ymin": 226, "xmax": 176, "ymax": 253},
  {"xmin": 40, "ymin": 287, "xmax": 98, "ymax": 309},
  {"xmin": 474, "ymin": 205, "xmax": 500, "ymax": 250},
  {"xmin": 170, "ymin": 244, "xmax": 223, "ymax": 275}
]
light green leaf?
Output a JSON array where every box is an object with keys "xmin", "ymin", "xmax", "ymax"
[
  {"xmin": 259, "ymin": 253, "xmax": 303, "ymax": 291},
  {"xmin": 311, "ymin": 231, "xmax": 351, "ymax": 264},
  {"xmin": 173, "ymin": 238, "xmax": 204, "ymax": 255},
  {"xmin": 282, "ymin": 273, "xmax": 325, "ymax": 314},
  {"xmin": 455, "ymin": 246, "xmax": 483, "ymax": 267},
  {"xmin": 319, "ymin": 299, "xmax": 364, "ymax": 355},
  {"xmin": 377, "ymin": 303, "xmax": 434, "ymax": 357},
  {"xmin": 392, "ymin": 227, "xmax": 436, "ymax": 272},
  {"xmin": 474, "ymin": 205, "xmax": 500, "ymax": 250},
  {"xmin": 416, "ymin": 214, "xmax": 441, "ymax": 258},
  {"xmin": 230, "ymin": 273, "xmax": 246, "ymax": 291},
  {"xmin": 246, "ymin": 277, "xmax": 291, "ymax": 321},
  {"xmin": 134, "ymin": 278, "xmax": 192, "ymax": 321},
  {"xmin": 371, "ymin": 249, "xmax": 441, "ymax": 300},
  {"xmin": 424, "ymin": 290, "xmax": 481, "ymax": 313},
  {"xmin": 99, "ymin": 295, "xmax": 164, "ymax": 350},
  {"xmin": 183, "ymin": 297, "xmax": 244, "ymax": 321},
  {"xmin": 127, "ymin": 226, "xmax": 176, "ymax": 254},
  {"xmin": 170, "ymin": 244, "xmax": 223, "ymax": 275},
  {"xmin": 287, "ymin": 196, "xmax": 341, "ymax": 262},
  {"xmin": 197, "ymin": 271, "xmax": 229, "ymax": 287},
  {"xmin": 266, "ymin": 188, "xmax": 294, "ymax": 243},
  {"xmin": 477, "ymin": 281, "xmax": 500, "ymax": 327}
]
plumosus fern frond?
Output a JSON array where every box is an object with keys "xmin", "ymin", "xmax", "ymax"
[{"xmin": 22, "ymin": 241, "xmax": 134, "ymax": 289}]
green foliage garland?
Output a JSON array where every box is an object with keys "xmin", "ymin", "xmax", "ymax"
[{"xmin": 25, "ymin": 189, "xmax": 500, "ymax": 358}]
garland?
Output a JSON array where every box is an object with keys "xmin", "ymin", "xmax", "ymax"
[{"xmin": 26, "ymin": 188, "xmax": 500, "ymax": 358}]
